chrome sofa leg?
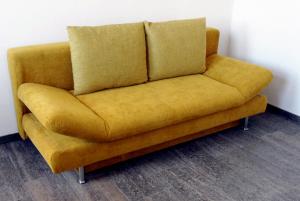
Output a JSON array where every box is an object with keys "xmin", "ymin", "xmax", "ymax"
[
  {"xmin": 244, "ymin": 117, "xmax": 249, "ymax": 131},
  {"xmin": 78, "ymin": 166, "xmax": 85, "ymax": 184}
]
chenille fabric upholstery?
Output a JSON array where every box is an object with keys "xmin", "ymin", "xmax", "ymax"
[
  {"xmin": 23, "ymin": 95, "xmax": 267, "ymax": 173},
  {"xmin": 16, "ymin": 57, "xmax": 272, "ymax": 143},
  {"xmin": 205, "ymin": 55, "xmax": 273, "ymax": 101},
  {"xmin": 7, "ymin": 43, "xmax": 74, "ymax": 139},
  {"xmin": 18, "ymin": 83, "xmax": 107, "ymax": 142},
  {"xmin": 145, "ymin": 18, "xmax": 206, "ymax": 81},
  {"xmin": 68, "ymin": 22, "xmax": 147, "ymax": 95},
  {"xmin": 206, "ymin": 28, "xmax": 220, "ymax": 56},
  {"xmin": 8, "ymin": 21, "xmax": 273, "ymax": 177},
  {"xmin": 18, "ymin": 75, "xmax": 245, "ymax": 142},
  {"xmin": 7, "ymin": 28, "xmax": 219, "ymax": 139},
  {"xmin": 77, "ymin": 74, "xmax": 245, "ymax": 141}
]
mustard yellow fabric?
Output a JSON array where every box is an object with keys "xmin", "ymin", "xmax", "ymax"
[
  {"xmin": 18, "ymin": 83, "xmax": 108, "ymax": 142},
  {"xmin": 205, "ymin": 55, "xmax": 273, "ymax": 101},
  {"xmin": 145, "ymin": 18, "xmax": 207, "ymax": 81},
  {"xmin": 23, "ymin": 95, "xmax": 267, "ymax": 173},
  {"xmin": 7, "ymin": 28, "xmax": 219, "ymax": 139},
  {"xmin": 68, "ymin": 23, "xmax": 148, "ymax": 95},
  {"xmin": 18, "ymin": 75, "xmax": 244, "ymax": 142},
  {"xmin": 7, "ymin": 43, "xmax": 73, "ymax": 90},
  {"xmin": 77, "ymin": 74, "xmax": 244, "ymax": 141},
  {"xmin": 7, "ymin": 43, "xmax": 74, "ymax": 139},
  {"xmin": 206, "ymin": 28, "xmax": 220, "ymax": 57}
]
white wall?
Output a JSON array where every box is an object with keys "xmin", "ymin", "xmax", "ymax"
[
  {"xmin": 0, "ymin": 0, "xmax": 234, "ymax": 136},
  {"xmin": 230, "ymin": 0, "xmax": 300, "ymax": 116}
]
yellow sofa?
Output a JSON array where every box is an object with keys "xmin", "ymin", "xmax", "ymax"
[{"xmin": 7, "ymin": 26, "xmax": 272, "ymax": 184}]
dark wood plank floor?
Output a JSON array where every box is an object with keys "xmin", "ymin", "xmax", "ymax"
[{"xmin": 0, "ymin": 111, "xmax": 300, "ymax": 201}]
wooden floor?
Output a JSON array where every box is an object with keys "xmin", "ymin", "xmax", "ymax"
[{"xmin": 0, "ymin": 111, "xmax": 300, "ymax": 201}]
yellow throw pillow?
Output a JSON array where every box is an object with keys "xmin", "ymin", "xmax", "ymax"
[
  {"xmin": 145, "ymin": 18, "xmax": 206, "ymax": 81},
  {"xmin": 68, "ymin": 22, "xmax": 147, "ymax": 95}
]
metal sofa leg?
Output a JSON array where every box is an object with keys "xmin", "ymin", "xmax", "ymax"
[
  {"xmin": 244, "ymin": 117, "xmax": 249, "ymax": 131},
  {"xmin": 78, "ymin": 166, "xmax": 85, "ymax": 184}
]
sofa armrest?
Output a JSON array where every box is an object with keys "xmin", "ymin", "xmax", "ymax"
[
  {"xmin": 205, "ymin": 55, "xmax": 273, "ymax": 101},
  {"xmin": 18, "ymin": 83, "xmax": 108, "ymax": 141}
]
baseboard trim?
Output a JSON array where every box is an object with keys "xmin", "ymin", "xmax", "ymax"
[
  {"xmin": 267, "ymin": 104, "xmax": 300, "ymax": 123},
  {"xmin": 0, "ymin": 133, "xmax": 21, "ymax": 145}
]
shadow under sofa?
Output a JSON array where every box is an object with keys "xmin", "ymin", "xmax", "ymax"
[{"xmin": 7, "ymin": 27, "xmax": 272, "ymax": 183}]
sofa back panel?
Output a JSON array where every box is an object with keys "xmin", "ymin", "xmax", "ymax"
[
  {"xmin": 206, "ymin": 28, "xmax": 220, "ymax": 57},
  {"xmin": 7, "ymin": 27, "xmax": 219, "ymax": 139},
  {"xmin": 8, "ymin": 42, "xmax": 74, "ymax": 90}
]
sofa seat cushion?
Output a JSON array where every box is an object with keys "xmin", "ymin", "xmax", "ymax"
[
  {"xmin": 205, "ymin": 55, "xmax": 273, "ymax": 101},
  {"xmin": 77, "ymin": 74, "xmax": 245, "ymax": 141},
  {"xmin": 18, "ymin": 83, "xmax": 108, "ymax": 142}
]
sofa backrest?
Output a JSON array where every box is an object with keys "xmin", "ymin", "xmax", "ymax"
[{"xmin": 7, "ymin": 27, "xmax": 219, "ymax": 139}]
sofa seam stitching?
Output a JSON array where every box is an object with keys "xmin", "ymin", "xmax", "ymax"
[
  {"xmin": 203, "ymin": 74, "xmax": 247, "ymax": 103},
  {"xmin": 72, "ymin": 95, "xmax": 111, "ymax": 139}
]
